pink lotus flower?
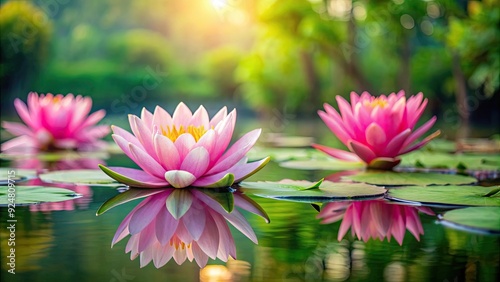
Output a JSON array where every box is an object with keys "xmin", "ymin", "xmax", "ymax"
[
  {"xmin": 99, "ymin": 103, "xmax": 270, "ymax": 188},
  {"xmin": 111, "ymin": 189, "xmax": 268, "ymax": 268},
  {"xmin": 313, "ymin": 91, "xmax": 440, "ymax": 169},
  {"xmin": 1, "ymin": 92, "xmax": 109, "ymax": 152},
  {"xmin": 317, "ymin": 200, "xmax": 435, "ymax": 245}
]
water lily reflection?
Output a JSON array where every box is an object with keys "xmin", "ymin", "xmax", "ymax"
[
  {"xmin": 107, "ymin": 188, "xmax": 268, "ymax": 268},
  {"xmin": 317, "ymin": 200, "xmax": 434, "ymax": 245}
]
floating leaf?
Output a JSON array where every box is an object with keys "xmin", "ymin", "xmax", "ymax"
[
  {"xmin": 280, "ymin": 159, "xmax": 364, "ymax": 171},
  {"xmin": 0, "ymin": 186, "xmax": 79, "ymax": 206},
  {"xmin": 40, "ymin": 169, "xmax": 119, "ymax": 186},
  {"xmin": 0, "ymin": 151, "xmax": 109, "ymax": 162},
  {"xmin": 0, "ymin": 168, "xmax": 37, "ymax": 185},
  {"xmin": 439, "ymin": 207, "xmax": 500, "ymax": 234},
  {"xmin": 247, "ymin": 147, "xmax": 321, "ymax": 162},
  {"xmin": 96, "ymin": 188, "xmax": 165, "ymax": 215},
  {"xmin": 387, "ymin": 185, "xmax": 500, "ymax": 207},
  {"xmin": 345, "ymin": 171, "xmax": 477, "ymax": 186},
  {"xmin": 400, "ymin": 151, "xmax": 500, "ymax": 171},
  {"xmin": 238, "ymin": 180, "xmax": 386, "ymax": 203}
]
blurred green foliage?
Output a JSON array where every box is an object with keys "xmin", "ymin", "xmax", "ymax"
[
  {"xmin": 0, "ymin": 1, "xmax": 52, "ymax": 96},
  {"xmin": 0, "ymin": 0, "xmax": 498, "ymax": 124}
]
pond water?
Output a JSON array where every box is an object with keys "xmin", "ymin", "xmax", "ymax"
[{"xmin": 0, "ymin": 120, "xmax": 499, "ymax": 282}]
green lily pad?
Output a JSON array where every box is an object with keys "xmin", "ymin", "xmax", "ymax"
[
  {"xmin": 280, "ymin": 159, "xmax": 364, "ymax": 171},
  {"xmin": 400, "ymin": 151, "xmax": 500, "ymax": 171},
  {"xmin": 387, "ymin": 185, "xmax": 500, "ymax": 207},
  {"xmin": 247, "ymin": 147, "xmax": 321, "ymax": 162},
  {"xmin": 0, "ymin": 186, "xmax": 80, "ymax": 206},
  {"xmin": 0, "ymin": 168, "xmax": 37, "ymax": 185},
  {"xmin": 40, "ymin": 169, "xmax": 120, "ymax": 186},
  {"xmin": 439, "ymin": 207, "xmax": 500, "ymax": 234},
  {"xmin": 425, "ymin": 139, "xmax": 457, "ymax": 153},
  {"xmin": 96, "ymin": 188, "xmax": 165, "ymax": 215},
  {"xmin": 238, "ymin": 179, "xmax": 386, "ymax": 203},
  {"xmin": 344, "ymin": 171, "xmax": 477, "ymax": 186}
]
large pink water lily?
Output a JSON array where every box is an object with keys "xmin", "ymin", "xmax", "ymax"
[
  {"xmin": 313, "ymin": 91, "xmax": 440, "ymax": 169},
  {"xmin": 99, "ymin": 103, "xmax": 270, "ymax": 188},
  {"xmin": 317, "ymin": 200, "xmax": 435, "ymax": 245},
  {"xmin": 112, "ymin": 189, "xmax": 268, "ymax": 268},
  {"xmin": 1, "ymin": 92, "xmax": 109, "ymax": 152}
]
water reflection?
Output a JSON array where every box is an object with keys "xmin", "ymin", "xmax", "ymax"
[
  {"xmin": 318, "ymin": 200, "xmax": 435, "ymax": 244},
  {"xmin": 109, "ymin": 188, "xmax": 268, "ymax": 268}
]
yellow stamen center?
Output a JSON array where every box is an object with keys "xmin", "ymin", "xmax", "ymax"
[
  {"xmin": 170, "ymin": 239, "xmax": 192, "ymax": 250},
  {"xmin": 364, "ymin": 98, "xmax": 388, "ymax": 109},
  {"xmin": 162, "ymin": 125, "xmax": 207, "ymax": 142}
]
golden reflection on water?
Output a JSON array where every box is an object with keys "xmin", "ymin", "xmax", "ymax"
[{"xmin": 200, "ymin": 260, "xmax": 251, "ymax": 282}]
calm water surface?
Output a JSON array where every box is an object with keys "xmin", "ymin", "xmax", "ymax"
[{"xmin": 0, "ymin": 120, "xmax": 499, "ymax": 282}]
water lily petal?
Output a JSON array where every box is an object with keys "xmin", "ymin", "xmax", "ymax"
[
  {"xmin": 98, "ymin": 165, "xmax": 168, "ymax": 188},
  {"xmin": 164, "ymin": 170, "xmax": 196, "ymax": 188},
  {"xmin": 129, "ymin": 143, "xmax": 166, "ymax": 179},
  {"xmin": 172, "ymin": 102, "xmax": 193, "ymax": 127},
  {"xmin": 349, "ymin": 140, "xmax": 377, "ymax": 164},
  {"xmin": 180, "ymin": 147, "xmax": 210, "ymax": 178},
  {"xmin": 153, "ymin": 134, "xmax": 181, "ymax": 171},
  {"xmin": 311, "ymin": 143, "xmax": 361, "ymax": 162},
  {"xmin": 155, "ymin": 206, "xmax": 179, "ymax": 245}
]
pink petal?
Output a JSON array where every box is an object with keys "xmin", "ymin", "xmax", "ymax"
[
  {"xmin": 349, "ymin": 140, "xmax": 377, "ymax": 164},
  {"xmin": 401, "ymin": 116, "xmax": 437, "ymax": 150},
  {"xmin": 172, "ymin": 102, "xmax": 193, "ymax": 127},
  {"xmin": 195, "ymin": 210, "xmax": 219, "ymax": 259},
  {"xmin": 399, "ymin": 130, "xmax": 441, "ymax": 155},
  {"xmin": 153, "ymin": 134, "xmax": 181, "ymax": 171},
  {"xmin": 14, "ymin": 98, "xmax": 35, "ymax": 128},
  {"xmin": 129, "ymin": 143, "xmax": 166, "ymax": 179},
  {"xmin": 1, "ymin": 135, "xmax": 36, "ymax": 151},
  {"xmin": 112, "ymin": 134, "xmax": 138, "ymax": 163},
  {"xmin": 207, "ymin": 128, "xmax": 261, "ymax": 175},
  {"xmin": 164, "ymin": 170, "xmax": 196, "ymax": 188},
  {"xmin": 130, "ymin": 115, "xmax": 158, "ymax": 161},
  {"xmin": 180, "ymin": 147, "xmax": 210, "ymax": 178},
  {"xmin": 318, "ymin": 110, "xmax": 352, "ymax": 145},
  {"xmin": 79, "ymin": 109, "xmax": 106, "ymax": 129},
  {"xmin": 155, "ymin": 206, "xmax": 179, "ymax": 244},
  {"xmin": 210, "ymin": 209, "xmax": 236, "ymax": 260},
  {"xmin": 174, "ymin": 133, "xmax": 196, "ymax": 160},
  {"xmin": 138, "ymin": 220, "xmax": 156, "ymax": 253},
  {"xmin": 141, "ymin": 108, "xmax": 154, "ymax": 128},
  {"xmin": 383, "ymin": 129, "xmax": 411, "ymax": 156},
  {"xmin": 190, "ymin": 105, "xmax": 210, "ymax": 128},
  {"xmin": 209, "ymin": 106, "xmax": 228, "ymax": 127},
  {"xmin": 211, "ymin": 110, "xmax": 236, "ymax": 164},
  {"xmin": 166, "ymin": 190, "xmax": 193, "ymax": 220},
  {"xmin": 181, "ymin": 198, "xmax": 206, "ymax": 240},
  {"xmin": 129, "ymin": 193, "xmax": 166, "ymax": 234},
  {"xmin": 365, "ymin": 122, "xmax": 387, "ymax": 148},
  {"xmin": 2, "ymin": 121, "xmax": 33, "ymax": 136},
  {"xmin": 152, "ymin": 105, "xmax": 173, "ymax": 129},
  {"xmin": 195, "ymin": 129, "xmax": 216, "ymax": 158},
  {"xmin": 191, "ymin": 243, "xmax": 209, "ymax": 267},
  {"xmin": 311, "ymin": 144, "xmax": 361, "ymax": 162},
  {"xmin": 112, "ymin": 125, "xmax": 143, "ymax": 148}
]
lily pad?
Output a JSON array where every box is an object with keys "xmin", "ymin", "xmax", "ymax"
[
  {"xmin": 280, "ymin": 159, "xmax": 364, "ymax": 171},
  {"xmin": 344, "ymin": 171, "xmax": 477, "ymax": 186},
  {"xmin": 0, "ymin": 151, "xmax": 109, "ymax": 162},
  {"xmin": 0, "ymin": 168, "xmax": 37, "ymax": 185},
  {"xmin": 387, "ymin": 185, "xmax": 500, "ymax": 207},
  {"xmin": 40, "ymin": 169, "xmax": 120, "ymax": 186},
  {"xmin": 238, "ymin": 179, "xmax": 386, "ymax": 203},
  {"xmin": 247, "ymin": 147, "xmax": 322, "ymax": 162},
  {"xmin": 439, "ymin": 207, "xmax": 500, "ymax": 234},
  {"xmin": 0, "ymin": 186, "xmax": 80, "ymax": 206},
  {"xmin": 400, "ymin": 151, "xmax": 500, "ymax": 171}
]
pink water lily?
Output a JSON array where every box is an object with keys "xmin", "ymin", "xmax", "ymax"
[
  {"xmin": 112, "ymin": 189, "xmax": 268, "ymax": 268},
  {"xmin": 317, "ymin": 200, "xmax": 435, "ymax": 245},
  {"xmin": 99, "ymin": 103, "xmax": 270, "ymax": 188},
  {"xmin": 1, "ymin": 92, "xmax": 109, "ymax": 152},
  {"xmin": 313, "ymin": 91, "xmax": 440, "ymax": 169}
]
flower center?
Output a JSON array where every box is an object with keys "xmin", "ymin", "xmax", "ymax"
[
  {"xmin": 364, "ymin": 97, "xmax": 388, "ymax": 109},
  {"xmin": 52, "ymin": 96, "xmax": 62, "ymax": 104},
  {"xmin": 162, "ymin": 125, "xmax": 207, "ymax": 142}
]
